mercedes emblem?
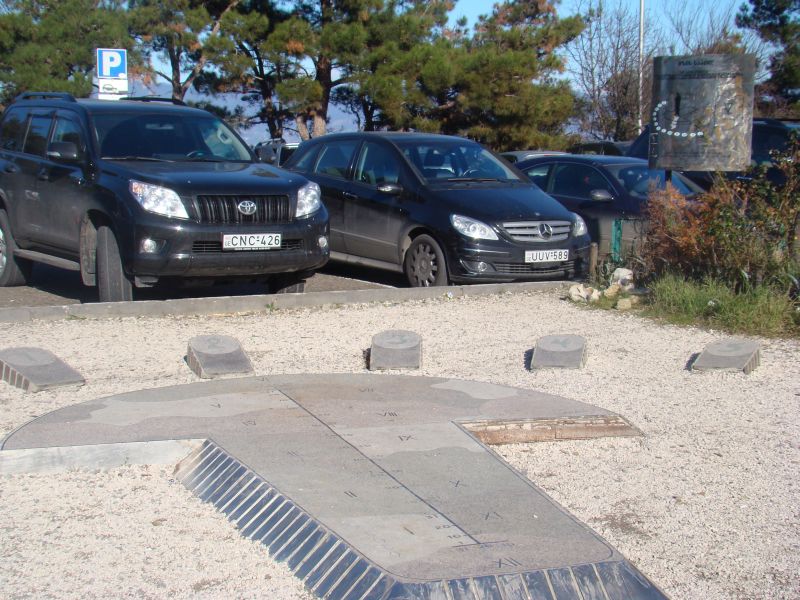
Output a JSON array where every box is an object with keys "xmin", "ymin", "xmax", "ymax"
[{"xmin": 538, "ymin": 223, "xmax": 553, "ymax": 239}]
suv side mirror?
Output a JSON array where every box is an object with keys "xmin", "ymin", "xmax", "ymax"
[
  {"xmin": 590, "ymin": 188, "xmax": 614, "ymax": 202},
  {"xmin": 47, "ymin": 141, "xmax": 80, "ymax": 163},
  {"xmin": 255, "ymin": 145, "xmax": 277, "ymax": 164}
]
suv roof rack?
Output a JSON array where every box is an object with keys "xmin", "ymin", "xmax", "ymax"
[
  {"xmin": 14, "ymin": 92, "xmax": 77, "ymax": 103},
  {"xmin": 121, "ymin": 96, "xmax": 187, "ymax": 106}
]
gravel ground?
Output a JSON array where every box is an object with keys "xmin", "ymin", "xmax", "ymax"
[{"xmin": 0, "ymin": 289, "xmax": 798, "ymax": 599}]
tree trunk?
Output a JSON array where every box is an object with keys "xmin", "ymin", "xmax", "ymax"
[
  {"xmin": 167, "ymin": 43, "xmax": 182, "ymax": 101},
  {"xmin": 296, "ymin": 115, "xmax": 311, "ymax": 141}
]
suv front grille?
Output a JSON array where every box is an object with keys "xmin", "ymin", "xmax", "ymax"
[
  {"xmin": 501, "ymin": 221, "xmax": 572, "ymax": 242},
  {"xmin": 192, "ymin": 239, "xmax": 303, "ymax": 253},
  {"xmin": 194, "ymin": 195, "xmax": 292, "ymax": 224}
]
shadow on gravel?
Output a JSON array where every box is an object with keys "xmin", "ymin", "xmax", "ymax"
[{"xmin": 0, "ymin": 261, "xmax": 406, "ymax": 308}]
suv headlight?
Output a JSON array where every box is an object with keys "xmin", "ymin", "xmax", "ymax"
[
  {"xmin": 572, "ymin": 213, "xmax": 588, "ymax": 237},
  {"xmin": 129, "ymin": 180, "xmax": 188, "ymax": 219},
  {"xmin": 450, "ymin": 214, "xmax": 498, "ymax": 240},
  {"xmin": 296, "ymin": 181, "xmax": 321, "ymax": 218}
]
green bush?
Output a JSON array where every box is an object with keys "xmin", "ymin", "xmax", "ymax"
[
  {"xmin": 641, "ymin": 137, "xmax": 800, "ymax": 293},
  {"xmin": 644, "ymin": 274, "xmax": 799, "ymax": 337}
]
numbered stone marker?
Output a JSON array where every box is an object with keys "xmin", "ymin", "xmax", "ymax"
[
  {"xmin": 532, "ymin": 335, "xmax": 587, "ymax": 369},
  {"xmin": 369, "ymin": 330, "xmax": 421, "ymax": 370},
  {"xmin": 187, "ymin": 335, "xmax": 253, "ymax": 379},
  {"xmin": 0, "ymin": 347, "xmax": 84, "ymax": 392},
  {"xmin": 692, "ymin": 338, "xmax": 761, "ymax": 374}
]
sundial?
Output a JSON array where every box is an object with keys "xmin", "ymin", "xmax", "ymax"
[
  {"xmin": 2, "ymin": 373, "xmax": 666, "ymax": 599},
  {"xmin": 649, "ymin": 54, "xmax": 756, "ymax": 172}
]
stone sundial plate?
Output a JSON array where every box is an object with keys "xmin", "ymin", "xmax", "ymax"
[{"xmin": 1, "ymin": 374, "xmax": 665, "ymax": 599}]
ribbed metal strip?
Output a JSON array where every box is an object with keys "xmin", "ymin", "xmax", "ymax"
[{"xmin": 177, "ymin": 442, "xmax": 667, "ymax": 600}]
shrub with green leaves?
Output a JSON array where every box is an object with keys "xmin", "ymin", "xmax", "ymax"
[{"xmin": 642, "ymin": 136, "xmax": 800, "ymax": 294}]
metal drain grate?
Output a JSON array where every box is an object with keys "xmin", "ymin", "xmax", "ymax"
[{"xmin": 177, "ymin": 440, "xmax": 666, "ymax": 600}]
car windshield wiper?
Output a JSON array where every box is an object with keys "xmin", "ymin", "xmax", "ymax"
[
  {"xmin": 183, "ymin": 156, "xmax": 227, "ymax": 162},
  {"xmin": 101, "ymin": 156, "xmax": 173, "ymax": 162}
]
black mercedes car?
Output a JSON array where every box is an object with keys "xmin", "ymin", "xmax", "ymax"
[
  {"xmin": 516, "ymin": 155, "xmax": 703, "ymax": 257},
  {"xmin": 283, "ymin": 132, "xmax": 591, "ymax": 286}
]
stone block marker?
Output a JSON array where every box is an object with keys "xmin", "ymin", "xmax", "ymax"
[
  {"xmin": 532, "ymin": 334, "xmax": 587, "ymax": 369},
  {"xmin": 187, "ymin": 335, "xmax": 253, "ymax": 379},
  {"xmin": 0, "ymin": 347, "xmax": 85, "ymax": 392},
  {"xmin": 692, "ymin": 338, "xmax": 761, "ymax": 374},
  {"xmin": 369, "ymin": 330, "xmax": 421, "ymax": 370}
]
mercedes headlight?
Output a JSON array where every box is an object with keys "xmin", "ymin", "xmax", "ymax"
[
  {"xmin": 129, "ymin": 180, "xmax": 188, "ymax": 219},
  {"xmin": 450, "ymin": 214, "xmax": 498, "ymax": 240},
  {"xmin": 296, "ymin": 181, "xmax": 321, "ymax": 218},
  {"xmin": 572, "ymin": 213, "xmax": 588, "ymax": 237}
]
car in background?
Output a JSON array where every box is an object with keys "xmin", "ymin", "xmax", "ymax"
[
  {"xmin": 567, "ymin": 140, "xmax": 632, "ymax": 156},
  {"xmin": 499, "ymin": 150, "xmax": 567, "ymax": 164},
  {"xmin": 283, "ymin": 132, "xmax": 591, "ymax": 286},
  {"xmin": 254, "ymin": 138, "xmax": 299, "ymax": 166},
  {"xmin": 0, "ymin": 93, "xmax": 329, "ymax": 301},
  {"xmin": 516, "ymin": 155, "xmax": 703, "ymax": 257},
  {"xmin": 626, "ymin": 119, "xmax": 799, "ymax": 189}
]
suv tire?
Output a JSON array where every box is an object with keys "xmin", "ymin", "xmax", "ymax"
[
  {"xmin": 97, "ymin": 225, "xmax": 133, "ymax": 302},
  {"xmin": 0, "ymin": 209, "xmax": 32, "ymax": 287}
]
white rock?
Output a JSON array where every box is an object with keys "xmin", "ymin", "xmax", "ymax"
[
  {"xmin": 616, "ymin": 297, "xmax": 633, "ymax": 311},
  {"xmin": 569, "ymin": 284, "xmax": 589, "ymax": 302},
  {"xmin": 589, "ymin": 289, "xmax": 602, "ymax": 303},
  {"xmin": 611, "ymin": 268, "xmax": 635, "ymax": 291},
  {"xmin": 603, "ymin": 283, "xmax": 621, "ymax": 299}
]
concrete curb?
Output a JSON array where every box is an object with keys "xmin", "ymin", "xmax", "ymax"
[{"xmin": 0, "ymin": 281, "xmax": 568, "ymax": 323}]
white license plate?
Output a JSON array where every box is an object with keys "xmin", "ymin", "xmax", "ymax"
[
  {"xmin": 525, "ymin": 249, "xmax": 569, "ymax": 263},
  {"xmin": 222, "ymin": 233, "xmax": 282, "ymax": 251}
]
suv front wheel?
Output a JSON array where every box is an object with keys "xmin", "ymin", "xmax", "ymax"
[
  {"xmin": 0, "ymin": 209, "xmax": 32, "ymax": 287},
  {"xmin": 97, "ymin": 225, "xmax": 133, "ymax": 302}
]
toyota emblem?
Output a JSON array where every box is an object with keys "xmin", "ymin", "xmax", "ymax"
[
  {"xmin": 538, "ymin": 223, "xmax": 553, "ymax": 239},
  {"xmin": 237, "ymin": 200, "xmax": 257, "ymax": 216}
]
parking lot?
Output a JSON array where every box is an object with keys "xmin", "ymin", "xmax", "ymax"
[{"xmin": 0, "ymin": 262, "xmax": 406, "ymax": 309}]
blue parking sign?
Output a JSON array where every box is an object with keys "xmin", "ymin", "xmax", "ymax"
[{"xmin": 96, "ymin": 48, "xmax": 127, "ymax": 79}]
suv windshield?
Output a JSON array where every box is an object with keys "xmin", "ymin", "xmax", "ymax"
[
  {"xmin": 395, "ymin": 140, "xmax": 522, "ymax": 183},
  {"xmin": 609, "ymin": 164, "xmax": 702, "ymax": 198},
  {"xmin": 93, "ymin": 112, "xmax": 252, "ymax": 162}
]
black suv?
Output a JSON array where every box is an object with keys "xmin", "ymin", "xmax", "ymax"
[
  {"xmin": 627, "ymin": 118, "xmax": 799, "ymax": 189},
  {"xmin": 284, "ymin": 132, "xmax": 590, "ymax": 286},
  {"xmin": 0, "ymin": 93, "xmax": 329, "ymax": 301}
]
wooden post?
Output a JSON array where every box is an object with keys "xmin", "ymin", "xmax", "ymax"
[{"xmin": 589, "ymin": 242, "xmax": 599, "ymax": 281}]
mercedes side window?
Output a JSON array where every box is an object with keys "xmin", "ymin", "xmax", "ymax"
[
  {"xmin": 313, "ymin": 141, "xmax": 358, "ymax": 180},
  {"xmin": 524, "ymin": 164, "xmax": 551, "ymax": 190},
  {"xmin": 552, "ymin": 164, "xmax": 610, "ymax": 197},
  {"xmin": 0, "ymin": 108, "xmax": 27, "ymax": 152},
  {"xmin": 286, "ymin": 143, "xmax": 318, "ymax": 172},
  {"xmin": 22, "ymin": 115, "xmax": 53, "ymax": 157},
  {"xmin": 51, "ymin": 117, "xmax": 87, "ymax": 162},
  {"xmin": 354, "ymin": 142, "xmax": 401, "ymax": 187}
]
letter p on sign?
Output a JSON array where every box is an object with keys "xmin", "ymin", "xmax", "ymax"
[{"xmin": 96, "ymin": 49, "xmax": 127, "ymax": 79}]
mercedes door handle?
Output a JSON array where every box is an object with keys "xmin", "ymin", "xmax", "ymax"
[
  {"xmin": 37, "ymin": 170, "xmax": 51, "ymax": 182},
  {"xmin": 342, "ymin": 191, "xmax": 357, "ymax": 199},
  {"xmin": 3, "ymin": 164, "xmax": 18, "ymax": 174}
]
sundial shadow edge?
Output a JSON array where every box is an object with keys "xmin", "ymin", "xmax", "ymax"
[{"xmin": 1, "ymin": 373, "xmax": 665, "ymax": 600}]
